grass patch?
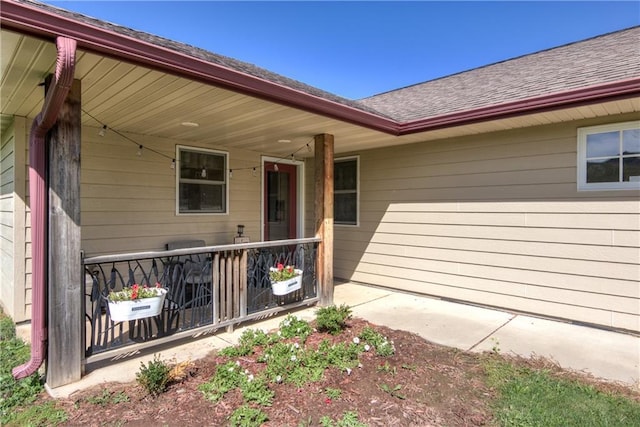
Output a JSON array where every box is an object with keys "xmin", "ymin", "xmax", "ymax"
[
  {"xmin": 0, "ymin": 310, "xmax": 47, "ymax": 425},
  {"xmin": 485, "ymin": 358, "xmax": 640, "ymax": 426}
]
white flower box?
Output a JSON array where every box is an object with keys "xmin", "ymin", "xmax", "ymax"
[
  {"xmin": 107, "ymin": 288, "xmax": 167, "ymax": 322},
  {"xmin": 270, "ymin": 268, "xmax": 303, "ymax": 296}
]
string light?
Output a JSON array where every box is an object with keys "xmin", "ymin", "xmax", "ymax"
[{"xmin": 82, "ymin": 108, "xmax": 316, "ymax": 179}]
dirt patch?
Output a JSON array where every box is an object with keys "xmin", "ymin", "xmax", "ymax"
[{"xmin": 51, "ymin": 317, "xmax": 635, "ymax": 426}]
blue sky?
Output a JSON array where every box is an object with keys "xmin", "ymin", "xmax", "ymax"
[{"xmin": 45, "ymin": 1, "xmax": 640, "ymax": 99}]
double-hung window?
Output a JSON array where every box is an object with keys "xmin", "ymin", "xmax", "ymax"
[
  {"xmin": 176, "ymin": 146, "xmax": 228, "ymax": 214},
  {"xmin": 334, "ymin": 156, "xmax": 359, "ymax": 226},
  {"xmin": 577, "ymin": 121, "xmax": 640, "ymax": 191}
]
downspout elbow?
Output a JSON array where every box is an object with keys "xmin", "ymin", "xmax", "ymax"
[{"xmin": 12, "ymin": 37, "xmax": 76, "ymax": 380}]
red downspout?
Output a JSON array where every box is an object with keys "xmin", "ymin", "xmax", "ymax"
[{"xmin": 12, "ymin": 37, "xmax": 76, "ymax": 379}]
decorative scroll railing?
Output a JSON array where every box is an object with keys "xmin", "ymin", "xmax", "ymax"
[{"xmin": 82, "ymin": 238, "xmax": 319, "ymax": 362}]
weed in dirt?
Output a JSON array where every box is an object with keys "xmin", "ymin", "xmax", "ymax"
[
  {"xmin": 85, "ymin": 389, "xmax": 129, "ymax": 406},
  {"xmin": 325, "ymin": 387, "xmax": 342, "ymax": 400},
  {"xmin": 379, "ymin": 383, "xmax": 407, "ymax": 400},
  {"xmin": 319, "ymin": 410, "xmax": 367, "ymax": 427}
]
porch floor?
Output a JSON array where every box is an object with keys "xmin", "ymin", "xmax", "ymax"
[{"xmin": 46, "ymin": 282, "xmax": 639, "ymax": 397}]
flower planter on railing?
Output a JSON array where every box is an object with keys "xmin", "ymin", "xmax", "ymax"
[
  {"xmin": 107, "ymin": 287, "xmax": 167, "ymax": 322},
  {"xmin": 270, "ymin": 267, "xmax": 303, "ymax": 296}
]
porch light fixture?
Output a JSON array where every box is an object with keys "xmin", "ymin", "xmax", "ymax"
[
  {"xmin": 237, "ymin": 224, "xmax": 245, "ymax": 237},
  {"xmin": 98, "ymin": 124, "xmax": 107, "ymax": 137}
]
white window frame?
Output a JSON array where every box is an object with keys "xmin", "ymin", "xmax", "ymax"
[
  {"xmin": 175, "ymin": 145, "xmax": 229, "ymax": 215},
  {"xmin": 334, "ymin": 156, "xmax": 359, "ymax": 227},
  {"xmin": 577, "ymin": 121, "xmax": 640, "ymax": 191}
]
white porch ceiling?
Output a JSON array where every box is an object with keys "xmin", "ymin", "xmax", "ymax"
[{"xmin": 2, "ymin": 30, "xmax": 639, "ymax": 157}]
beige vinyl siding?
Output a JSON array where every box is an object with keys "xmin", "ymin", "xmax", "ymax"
[
  {"xmin": 80, "ymin": 127, "xmax": 262, "ymax": 256},
  {"xmin": 334, "ymin": 113, "xmax": 640, "ymax": 333},
  {"xmin": 0, "ymin": 117, "xmax": 28, "ymax": 322}
]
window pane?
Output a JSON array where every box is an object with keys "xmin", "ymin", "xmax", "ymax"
[
  {"xmin": 335, "ymin": 160, "xmax": 357, "ymax": 191},
  {"xmin": 586, "ymin": 131, "xmax": 619, "ymax": 158},
  {"xmin": 586, "ymin": 158, "xmax": 619, "ymax": 183},
  {"xmin": 335, "ymin": 193, "xmax": 357, "ymax": 224},
  {"xmin": 180, "ymin": 150, "xmax": 225, "ymax": 181},
  {"xmin": 179, "ymin": 183, "xmax": 225, "ymax": 213},
  {"xmin": 623, "ymin": 156, "xmax": 640, "ymax": 182},
  {"xmin": 623, "ymin": 129, "xmax": 640, "ymax": 156}
]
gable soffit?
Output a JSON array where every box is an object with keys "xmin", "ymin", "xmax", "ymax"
[{"xmin": 1, "ymin": 0, "xmax": 639, "ymax": 156}]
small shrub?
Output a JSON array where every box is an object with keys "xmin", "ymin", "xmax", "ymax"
[
  {"xmin": 315, "ymin": 304, "xmax": 352, "ymax": 335},
  {"xmin": 136, "ymin": 354, "xmax": 171, "ymax": 396},
  {"xmin": 229, "ymin": 404, "xmax": 268, "ymax": 427}
]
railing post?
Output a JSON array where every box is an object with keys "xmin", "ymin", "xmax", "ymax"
[
  {"xmin": 239, "ymin": 249, "xmax": 247, "ymax": 317},
  {"xmin": 314, "ymin": 133, "xmax": 334, "ymax": 306}
]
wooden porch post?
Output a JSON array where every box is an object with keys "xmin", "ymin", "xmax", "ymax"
[
  {"xmin": 47, "ymin": 77, "xmax": 82, "ymax": 387},
  {"xmin": 314, "ymin": 133, "xmax": 334, "ymax": 306}
]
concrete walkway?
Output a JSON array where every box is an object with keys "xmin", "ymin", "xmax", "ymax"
[{"xmin": 48, "ymin": 282, "xmax": 640, "ymax": 398}]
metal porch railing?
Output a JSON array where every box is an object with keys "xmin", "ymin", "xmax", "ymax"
[{"xmin": 82, "ymin": 238, "xmax": 320, "ymax": 363}]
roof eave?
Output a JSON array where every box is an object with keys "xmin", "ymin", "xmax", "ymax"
[
  {"xmin": 0, "ymin": 0, "xmax": 400, "ymax": 134},
  {"xmin": 398, "ymin": 78, "xmax": 640, "ymax": 135}
]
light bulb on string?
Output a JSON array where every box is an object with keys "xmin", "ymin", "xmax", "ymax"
[
  {"xmin": 98, "ymin": 125, "xmax": 107, "ymax": 137},
  {"xmin": 229, "ymin": 169, "xmax": 233, "ymax": 178},
  {"xmin": 137, "ymin": 145, "xmax": 143, "ymax": 156},
  {"xmin": 201, "ymin": 167, "xmax": 207, "ymax": 178},
  {"xmin": 170, "ymin": 159, "xmax": 176, "ymax": 169},
  {"xmin": 273, "ymin": 163, "xmax": 279, "ymax": 172},
  {"xmin": 252, "ymin": 167, "xmax": 257, "ymax": 177},
  {"xmin": 306, "ymin": 143, "xmax": 312, "ymax": 152}
]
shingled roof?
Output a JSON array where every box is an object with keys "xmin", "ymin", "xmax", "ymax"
[{"xmin": 359, "ymin": 26, "xmax": 640, "ymax": 122}]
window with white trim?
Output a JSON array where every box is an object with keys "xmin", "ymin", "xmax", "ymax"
[
  {"xmin": 176, "ymin": 146, "xmax": 228, "ymax": 214},
  {"xmin": 334, "ymin": 156, "xmax": 359, "ymax": 226},
  {"xmin": 577, "ymin": 121, "xmax": 640, "ymax": 191}
]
